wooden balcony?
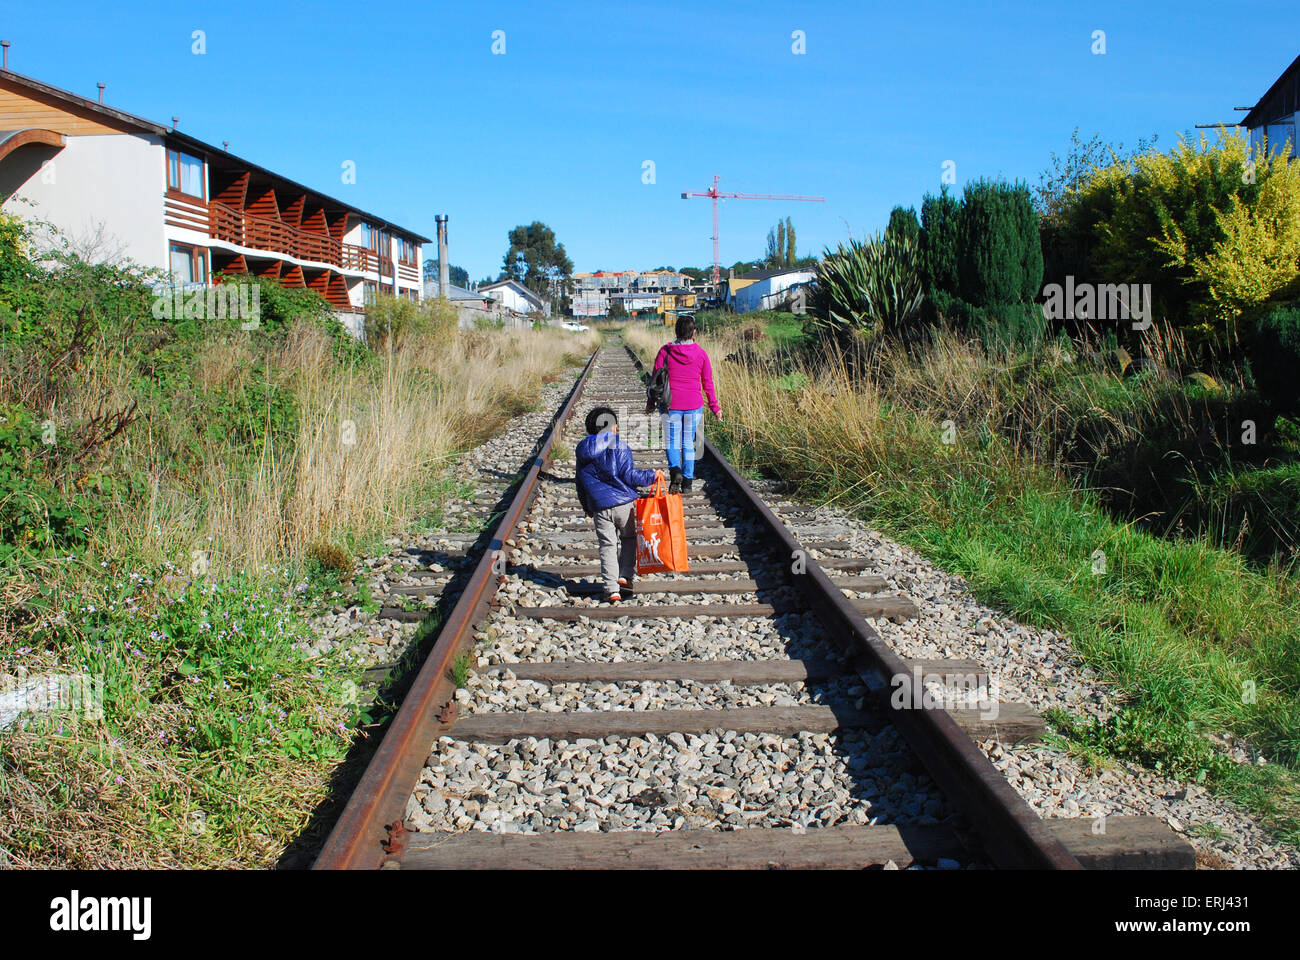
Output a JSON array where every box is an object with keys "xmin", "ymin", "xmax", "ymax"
[
  {"xmin": 206, "ymin": 200, "xmax": 410, "ymax": 285},
  {"xmin": 340, "ymin": 243, "xmax": 394, "ymax": 276},
  {"xmin": 209, "ymin": 200, "xmax": 343, "ymax": 268}
]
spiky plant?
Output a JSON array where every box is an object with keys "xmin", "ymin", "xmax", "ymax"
[{"xmin": 809, "ymin": 232, "xmax": 925, "ymax": 340}]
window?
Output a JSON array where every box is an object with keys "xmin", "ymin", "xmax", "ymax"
[
  {"xmin": 363, "ymin": 280, "xmax": 379, "ymax": 306},
  {"xmin": 1252, "ymin": 115, "xmax": 1297, "ymax": 160},
  {"xmin": 168, "ymin": 242, "xmax": 206, "ymax": 284},
  {"xmin": 361, "ymin": 222, "xmax": 385, "ymax": 254},
  {"xmin": 167, "ymin": 148, "xmax": 205, "ymax": 199},
  {"xmin": 397, "ymin": 237, "xmax": 418, "ymax": 265}
]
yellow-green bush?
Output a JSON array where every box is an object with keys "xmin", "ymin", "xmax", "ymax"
[{"xmin": 1063, "ymin": 130, "xmax": 1300, "ymax": 346}]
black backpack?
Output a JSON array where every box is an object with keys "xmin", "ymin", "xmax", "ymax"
[{"xmin": 646, "ymin": 362, "xmax": 672, "ymax": 414}]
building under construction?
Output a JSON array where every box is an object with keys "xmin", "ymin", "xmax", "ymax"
[{"xmin": 569, "ymin": 269, "xmax": 688, "ymax": 318}]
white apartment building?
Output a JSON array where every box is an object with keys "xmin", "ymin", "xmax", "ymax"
[{"xmin": 0, "ymin": 68, "xmax": 427, "ymax": 323}]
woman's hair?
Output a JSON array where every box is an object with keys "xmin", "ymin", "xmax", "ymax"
[{"xmin": 675, "ymin": 315, "xmax": 696, "ymax": 341}]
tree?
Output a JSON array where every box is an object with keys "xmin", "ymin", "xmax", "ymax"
[
  {"xmin": 423, "ymin": 259, "xmax": 469, "ymax": 287},
  {"xmin": 763, "ymin": 218, "xmax": 800, "ymax": 268},
  {"xmin": 607, "ymin": 300, "xmax": 627, "ymax": 320},
  {"xmin": 501, "ymin": 222, "xmax": 573, "ymax": 299},
  {"xmin": 919, "ymin": 188, "xmax": 961, "ymax": 296},
  {"xmin": 886, "ymin": 206, "xmax": 921, "ymax": 247},
  {"xmin": 956, "ymin": 179, "xmax": 1042, "ymax": 307},
  {"xmin": 1035, "ymin": 126, "xmax": 1158, "ymax": 223},
  {"xmin": 1074, "ymin": 131, "xmax": 1279, "ymax": 337}
]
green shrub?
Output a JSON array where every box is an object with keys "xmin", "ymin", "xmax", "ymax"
[
  {"xmin": 1059, "ymin": 130, "xmax": 1299, "ymax": 346},
  {"xmin": 928, "ymin": 291, "xmax": 1047, "ymax": 349},
  {"xmin": 1250, "ymin": 299, "xmax": 1300, "ymax": 413},
  {"xmin": 956, "ymin": 179, "xmax": 1043, "ymax": 307},
  {"xmin": 886, "ymin": 205, "xmax": 920, "ymax": 246},
  {"xmin": 919, "ymin": 187, "xmax": 961, "ymax": 298},
  {"xmin": 969, "ymin": 301, "xmax": 1049, "ymax": 350},
  {"xmin": 0, "ymin": 405, "xmax": 95, "ymax": 562},
  {"xmin": 213, "ymin": 273, "xmax": 334, "ymax": 336}
]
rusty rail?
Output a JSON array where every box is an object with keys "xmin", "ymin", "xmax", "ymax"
[{"xmin": 313, "ymin": 348, "xmax": 600, "ymax": 870}]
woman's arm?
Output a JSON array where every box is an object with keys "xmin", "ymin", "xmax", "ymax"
[
  {"xmin": 653, "ymin": 345, "xmax": 667, "ymax": 372},
  {"xmin": 700, "ymin": 349, "xmax": 721, "ymax": 417}
]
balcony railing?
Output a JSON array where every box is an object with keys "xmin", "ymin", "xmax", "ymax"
[
  {"xmin": 208, "ymin": 201, "xmax": 403, "ymax": 278},
  {"xmin": 340, "ymin": 243, "xmax": 394, "ymax": 276},
  {"xmin": 209, "ymin": 201, "xmax": 343, "ymax": 268}
]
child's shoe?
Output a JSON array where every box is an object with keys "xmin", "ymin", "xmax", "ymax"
[
  {"xmin": 605, "ymin": 594, "xmax": 621, "ymax": 604},
  {"xmin": 681, "ymin": 477, "xmax": 693, "ymax": 493},
  {"xmin": 668, "ymin": 466, "xmax": 683, "ymax": 495}
]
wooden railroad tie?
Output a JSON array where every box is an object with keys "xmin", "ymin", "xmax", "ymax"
[
  {"xmin": 395, "ymin": 817, "xmax": 1195, "ymax": 870},
  {"xmin": 480, "ymin": 656, "xmax": 988, "ymax": 688},
  {"xmin": 527, "ymin": 539, "xmax": 854, "ymax": 561},
  {"xmin": 508, "ymin": 597, "xmax": 920, "ymax": 623},
  {"xmin": 447, "ymin": 703, "xmax": 1044, "ymax": 745}
]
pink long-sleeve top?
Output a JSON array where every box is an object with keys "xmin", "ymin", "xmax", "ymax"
[{"xmin": 653, "ymin": 340, "xmax": 721, "ymax": 416}]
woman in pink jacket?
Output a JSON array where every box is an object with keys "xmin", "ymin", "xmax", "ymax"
[{"xmin": 653, "ymin": 315, "xmax": 722, "ymax": 494}]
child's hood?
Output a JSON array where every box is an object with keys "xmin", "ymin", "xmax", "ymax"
[{"xmin": 575, "ymin": 432, "xmax": 620, "ymax": 463}]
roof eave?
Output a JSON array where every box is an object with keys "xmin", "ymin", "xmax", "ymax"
[{"xmin": 0, "ymin": 68, "xmax": 431, "ymax": 244}]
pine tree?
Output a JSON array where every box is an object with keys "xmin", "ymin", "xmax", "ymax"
[
  {"xmin": 956, "ymin": 180, "xmax": 1041, "ymax": 306},
  {"xmin": 919, "ymin": 188, "xmax": 961, "ymax": 296},
  {"xmin": 785, "ymin": 217, "xmax": 796, "ymax": 267},
  {"xmin": 776, "ymin": 220, "xmax": 786, "ymax": 267},
  {"xmin": 886, "ymin": 206, "xmax": 921, "ymax": 246}
]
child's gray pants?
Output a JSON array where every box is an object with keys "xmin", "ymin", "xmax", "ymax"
[{"xmin": 593, "ymin": 501, "xmax": 637, "ymax": 597}]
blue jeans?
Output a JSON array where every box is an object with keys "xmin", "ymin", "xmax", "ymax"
[{"xmin": 663, "ymin": 408, "xmax": 704, "ymax": 479}]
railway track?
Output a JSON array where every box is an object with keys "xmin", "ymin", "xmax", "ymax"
[{"xmin": 314, "ymin": 340, "xmax": 1193, "ymax": 870}]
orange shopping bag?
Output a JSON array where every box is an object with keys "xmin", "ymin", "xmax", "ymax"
[{"xmin": 635, "ymin": 471, "xmax": 689, "ymax": 574}]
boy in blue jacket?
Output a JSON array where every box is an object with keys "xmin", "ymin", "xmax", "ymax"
[{"xmin": 574, "ymin": 406, "xmax": 659, "ymax": 603}]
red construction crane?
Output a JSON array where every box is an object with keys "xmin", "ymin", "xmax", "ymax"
[{"xmin": 681, "ymin": 174, "xmax": 825, "ymax": 287}]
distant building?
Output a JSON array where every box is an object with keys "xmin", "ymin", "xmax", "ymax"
[
  {"xmin": 570, "ymin": 269, "xmax": 689, "ymax": 317},
  {"xmin": 479, "ymin": 278, "xmax": 548, "ymax": 320},
  {"xmin": 609, "ymin": 287, "xmax": 698, "ymax": 324},
  {"xmin": 726, "ymin": 267, "xmax": 816, "ymax": 314},
  {"xmin": 1240, "ymin": 54, "xmax": 1299, "ymax": 160},
  {"xmin": 423, "ymin": 279, "xmax": 499, "ymax": 328},
  {"xmin": 0, "ymin": 68, "xmax": 427, "ymax": 332}
]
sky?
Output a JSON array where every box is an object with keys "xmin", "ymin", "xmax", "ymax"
[{"xmin": 2, "ymin": 0, "xmax": 1298, "ymax": 280}]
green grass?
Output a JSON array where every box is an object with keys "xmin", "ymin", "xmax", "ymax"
[
  {"xmin": 1, "ymin": 561, "xmax": 361, "ymax": 866},
  {"xmin": 764, "ymin": 315, "xmax": 812, "ymax": 349},
  {"xmin": 710, "ymin": 350, "xmax": 1300, "ymax": 847}
]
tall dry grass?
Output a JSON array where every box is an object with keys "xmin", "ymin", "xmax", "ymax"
[{"xmin": 86, "ymin": 320, "xmax": 596, "ymax": 575}]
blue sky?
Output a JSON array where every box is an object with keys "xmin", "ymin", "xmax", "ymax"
[{"xmin": 3, "ymin": 0, "xmax": 1297, "ymax": 279}]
